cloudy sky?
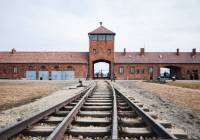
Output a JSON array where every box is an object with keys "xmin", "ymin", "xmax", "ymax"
[{"xmin": 0, "ymin": 0, "xmax": 199, "ymax": 52}]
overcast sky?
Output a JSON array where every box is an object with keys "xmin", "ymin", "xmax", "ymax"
[{"xmin": 0, "ymin": 0, "xmax": 200, "ymax": 52}]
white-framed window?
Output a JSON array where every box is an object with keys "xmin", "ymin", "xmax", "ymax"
[
  {"xmin": 148, "ymin": 67, "xmax": 153, "ymax": 74},
  {"xmin": 98, "ymin": 35, "xmax": 106, "ymax": 41},
  {"xmin": 130, "ymin": 67, "xmax": 135, "ymax": 74},
  {"xmin": 89, "ymin": 35, "xmax": 97, "ymax": 40},
  {"xmin": 13, "ymin": 67, "xmax": 18, "ymax": 73},
  {"xmin": 93, "ymin": 49, "xmax": 97, "ymax": 54},
  {"xmin": 119, "ymin": 66, "xmax": 124, "ymax": 74},
  {"xmin": 106, "ymin": 35, "xmax": 114, "ymax": 40},
  {"xmin": 141, "ymin": 69, "xmax": 145, "ymax": 74}
]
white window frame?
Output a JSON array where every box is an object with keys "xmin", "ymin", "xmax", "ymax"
[
  {"xmin": 13, "ymin": 67, "xmax": 18, "ymax": 73},
  {"xmin": 119, "ymin": 66, "xmax": 124, "ymax": 74}
]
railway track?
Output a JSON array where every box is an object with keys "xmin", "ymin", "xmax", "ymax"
[{"xmin": 0, "ymin": 81, "xmax": 187, "ymax": 140}]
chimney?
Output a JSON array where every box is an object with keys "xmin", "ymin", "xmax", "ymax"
[
  {"xmin": 123, "ymin": 48, "xmax": 126, "ymax": 55},
  {"xmin": 11, "ymin": 48, "xmax": 16, "ymax": 54},
  {"xmin": 140, "ymin": 48, "xmax": 145, "ymax": 56},
  {"xmin": 99, "ymin": 22, "xmax": 103, "ymax": 26},
  {"xmin": 192, "ymin": 48, "xmax": 196, "ymax": 56},
  {"xmin": 176, "ymin": 48, "xmax": 180, "ymax": 56}
]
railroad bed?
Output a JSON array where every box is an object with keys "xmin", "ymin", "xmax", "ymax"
[{"xmin": 0, "ymin": 81, "xmax": 187, "ymax": 140}]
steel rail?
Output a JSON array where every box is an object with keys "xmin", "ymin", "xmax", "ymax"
[
  {"xmin": 47, "ymin": 83, "xmax": 96, "ymax": 140},
  {"xmin": 108, "ymin": 82, "xmax": 118, "ymax": 140},
  {"xmin": 0, "ymin": 85, "xmax": 92, "ymax": 140},
  {"xmin": 114, "ymin": 86, "xmax": 177, "ymax": 139}
]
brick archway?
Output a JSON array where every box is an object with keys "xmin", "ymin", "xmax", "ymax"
[{"xmin": 92, "ymin": 59, "xmax": 111, "ymax": 79}]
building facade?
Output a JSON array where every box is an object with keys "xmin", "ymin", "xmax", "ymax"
[{"xmin": 0, "ymin": 23, "xmax": 200, "ymax": 80}]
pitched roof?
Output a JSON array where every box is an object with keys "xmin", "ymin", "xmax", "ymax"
[
  {"xmin": 0, "ymin": 52, "xmax": 88, "ymax": 64},
  {"xmin": 115, "ymin": 52, "xmax": 200, "ymax": 64},
  {"xmin": 0, "ymin": 51, "xmax": 199, "ymax": 64},
  {"xmin": 88, "ymin": 25, "xmax": 115, "ymax": 35}
]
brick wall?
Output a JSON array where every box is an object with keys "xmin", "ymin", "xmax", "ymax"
[
  {"xmin": 114, "ymin": 63, "xmax": 200, "ymax": 80},
  {"xmin": 0, "ymin": 63, "xmax": 199, "ymax": 80},
  {"xmin": 0, "ymin": 63, "xmax": 88, "ymax": 79},
  {"xmin": 89, "ymin": 40, "xmax": 114, "ymax": 79}
]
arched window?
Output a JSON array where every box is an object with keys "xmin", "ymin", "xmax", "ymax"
[
  {"xmin": 54, "ymin": 65, "xmax": 59, "ymax": 71},
  {"xmin": 40, "ymin": 65, "xmax": 46, "ymax": 70}
]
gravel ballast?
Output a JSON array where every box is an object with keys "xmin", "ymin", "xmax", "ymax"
[{"xmin": 115, "ymin": 80, "xmax": 200, "ymax": 139}]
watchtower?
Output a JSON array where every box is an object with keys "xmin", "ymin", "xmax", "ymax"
[{"xmin": 88, "ymin": 22, "xmax": 115, "ymax": 79}]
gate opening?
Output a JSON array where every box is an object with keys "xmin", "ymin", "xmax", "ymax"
[
  {"xmin": 160, "ymin": 68, "xmax": 170, "ymax": 79},
  {"xmin": 160, "ymin": 66, "xmax": 181, "ymax": 79},
  {"xmin": 93, "ymin": 61, "xmax": 110, "ymax": 79}
]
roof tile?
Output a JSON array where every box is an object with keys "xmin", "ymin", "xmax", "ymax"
[
  {"xmin": 0, "ymin": 52, "xmax": 88, "ymax": 64},
  {"xmin": 0, "ymin": 51, "xmax": 199, "ymax": 64},
  {"xmin": 114, "ymin": 52, "xmax": 200, "ymax": 64},
  {"xmin": 88, "ymin": 25, "xmax": 115, "ymax": 35}
]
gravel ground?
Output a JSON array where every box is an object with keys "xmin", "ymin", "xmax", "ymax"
[
  {"xmin": 0, "ymin": 80, "xmax": 78, "ymax": 111},
  {"xmin": 136, "ymin": 81, "xmax": 200, "ymax": 112},
  {"xmin": 0, "ymin": 80, "xmax": 91, "ymax": 128},
  {"xmin": 115, "ymin": 80, "xmax": 200, "ymax": 139},
  {"xmin": 166, "ymin": 80, "xmax": 200, "ymax": 90}
]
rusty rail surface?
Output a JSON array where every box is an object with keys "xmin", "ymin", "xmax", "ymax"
[
  {"xmin": 114, "ymin": 86, "xmax": 177, "ymax": 139},
  {"xmin": 0, "ymin": 85, "xmax": 92, "ymax": 140},
  {"xmin": 47, "ymin": 84, "xmax": 96, "ymax": 140},
  {"xmin": 108, "ymin": 82, "xmax": 118, "ymax": 140}
]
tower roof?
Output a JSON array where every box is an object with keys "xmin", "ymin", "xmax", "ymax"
[{"xmin": 88, "ymin": 22, "xmax": 115, "ymax": 35}]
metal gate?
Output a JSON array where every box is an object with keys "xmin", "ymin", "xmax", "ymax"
[
  {"xmin": 26, "ymin": 71, "xmax": 36, "ymax": 80},
  {"xmin": 51, "ymin": 71, "xmax": 62, "ymax": 80},
  {"xmin": 38, "ymin": 71, "xmax": 49, "ymax": 80},
  {"xmin": 62, "ymin": 71, "xmax": 75, "ymax": 80}
]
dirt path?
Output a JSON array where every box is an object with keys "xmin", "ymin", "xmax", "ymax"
[{"xmin": 116, "ymin": 80, "xmax": 200, "ymax": 139}]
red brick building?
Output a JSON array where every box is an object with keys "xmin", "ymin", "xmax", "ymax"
[{"xmin": 0, "ymin": 23, "xmax": 200, "ymax": 80}]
